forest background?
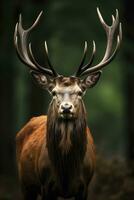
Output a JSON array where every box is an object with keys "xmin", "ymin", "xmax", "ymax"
[{"xmin": 0, "ymin": 0, "xmax": 134, "ymax": 199}]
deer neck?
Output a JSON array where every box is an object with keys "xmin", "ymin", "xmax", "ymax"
[{"xmin": 46, "ymin": 100, "xmax": 87, "ymax": 182}]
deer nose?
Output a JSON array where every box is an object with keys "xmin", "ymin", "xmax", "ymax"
[{"xmin": 61, "ymin": 102, "xmax": 73, "ymax": 113}]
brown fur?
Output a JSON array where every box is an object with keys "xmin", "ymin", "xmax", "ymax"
[
  {"xmin": 16, "ymin": 114, "xmax": 95, "ymax": 199},
  {"xmin": 16, "ymin": 77, "xmax": 96, "ymax": 200},
  {"xmin": 55, "ymin": 76, "xmax": 80, "ymax": 87}
]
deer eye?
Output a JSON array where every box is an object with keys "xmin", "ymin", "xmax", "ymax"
[
  {"xmin": 78, "ymin": 91, "xmax": 83, "ymax": 96},
  {"xmin": 52, "ymin": 90, "xmax": 56, "ymax": 96}
]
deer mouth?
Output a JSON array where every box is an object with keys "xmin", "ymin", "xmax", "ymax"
[{"xmin": 59, "ymin": 111, "xmax": 75, "ymax": 119}]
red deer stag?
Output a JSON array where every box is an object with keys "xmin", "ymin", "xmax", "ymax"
[{"xmin": 14, "ymin": 8, "xmax": 122, "ymax": 200}]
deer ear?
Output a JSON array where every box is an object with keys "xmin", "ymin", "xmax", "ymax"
[
  {"xmin": 30, "ymin": 71, "xmax": 49, "ymax": 89},
  {"xmin": 82, "ymin": 71, "xmax": 102, "ymax": 88}
]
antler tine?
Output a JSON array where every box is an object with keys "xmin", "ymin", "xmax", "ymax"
[
  {"xmin": 15, "ymin": 12, "xmax": 42, "ymax": 68},
  {"xmin": 77, "ymin": 8, "xmax": 122, "ymax": 77},
  {"xmin": 75, "ymin": 41, "xmax": 88, "ymax": 76},
  {"xmin": 80, "ymin": 40, "xmax": 96, "ymax": 72},
  {"xmin": 14, "ymin": 12, "xmax": 57, "ymax": 77},
  {"xmin": 44, "ymin": 41, "xmax": 58, "ymax": 77},
  {"xmin": 100, "ymin": 8, "xmax": 119, "ymax": 62},
  {"xmin": 27, "ymin": 11, "xmax": 43, "ymax": 32},
  {"xmin": 28, "ymin": 43, "xmax": 53, "ymax": 76},
  {"xmin": 75, "ymin": 41, "xmax": 96, "ymax": 76},
  {"xmin": 81, "ymin": 24, "xmax": 122, "ymax": 76}
]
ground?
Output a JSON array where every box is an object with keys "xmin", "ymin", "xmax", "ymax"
[{"xmin": 0, "ymin": 157, "xmax": 134, "ymax": 200}]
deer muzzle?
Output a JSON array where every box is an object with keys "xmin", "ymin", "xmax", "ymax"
[{"xmin": 59, "ymin": 102, "xmax": 75, "ymax": 119}]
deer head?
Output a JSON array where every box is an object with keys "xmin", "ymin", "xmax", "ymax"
[{"xmin": 14, "ymin": 8, "xmax": 122, "ymax": 120}]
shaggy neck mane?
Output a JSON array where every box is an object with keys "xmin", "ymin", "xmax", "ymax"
[{"xmin": 46, "ymin": 99, "xmax": 87, "ymax": 186}]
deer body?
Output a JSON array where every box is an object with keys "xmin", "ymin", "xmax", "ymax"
[
  {"xmin": 14, "ymin": 8, "xmax": 121, "ymax": 200},
  {"xmin": 16, "ymin": 77, "xmax": 95, "ymax": 200},
  {"xmin": 17, "ymin": 114, "xmax": 95, "ymax": 199}
]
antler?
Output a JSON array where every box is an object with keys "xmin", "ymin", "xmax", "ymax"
[
  {"xmin": 14, "ymin": 11, "xmax": 58, "ymax": 77},
  {"xmin": 75, "ymin": 7, "xmax": 122, "ymax": 77}
]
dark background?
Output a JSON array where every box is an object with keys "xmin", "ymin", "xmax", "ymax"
[{"xmin": 0, "ymin": 0, "xmax": 134, "ymax": 199}]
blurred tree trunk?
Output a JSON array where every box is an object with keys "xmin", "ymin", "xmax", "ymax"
[
  {"xmin": 0, "ymin": 1, "xmax": 17, "ymax": 175},
  {"xmin": 124, "ymin": 0, "xmax": 134, "ymax": 160}
]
